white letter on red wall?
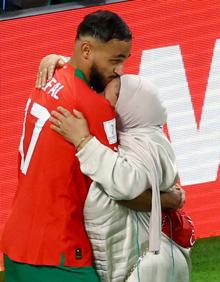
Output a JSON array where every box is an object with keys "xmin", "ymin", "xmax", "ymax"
[{"xmin": 139, "ymin": 41, "xmax": 220, "ymax": 185}]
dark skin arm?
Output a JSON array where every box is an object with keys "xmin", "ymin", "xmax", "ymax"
[
  {"xmin": 36, "ymin": 54, "xmax": 65, "ymax": 88},
  {"xmin": 118, "ymin": 186, "xmax": 185, "ymax": 212}
]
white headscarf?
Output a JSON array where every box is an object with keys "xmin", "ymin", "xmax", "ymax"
[
  {"xmin": 116, "ymin": 74, "xmax": 168, "ymax": 253},
  {"xmin": 116, "ymin": 74, "xmax": 167, "ymax": 131}
]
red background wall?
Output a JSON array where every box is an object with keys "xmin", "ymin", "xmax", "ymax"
[{"xmin": 1, "ymin": 0, "xmax": 220, "ymax": 266}]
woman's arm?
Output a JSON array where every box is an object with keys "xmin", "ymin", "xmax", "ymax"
[
  {"xmin": 77, "ymin": 137, "xmax": 151, "ymax": 200},
  {"xmin": 49, "ymin": 107, "xmax": 184, "ymax": 208},
  {"xmin": 50, "ymin": 107, "xmax": 151, "ymax": 200}
]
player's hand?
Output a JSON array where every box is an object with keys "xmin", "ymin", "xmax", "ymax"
[
  {"xmin": 161, "ymin": 184, "xmax": 186, "ymax": 210},
  {"xmin": 35, "ymin": 54, "xmax": 65, "ymax": 89},
  {"xmin": 50, "ymin": 106, "xmax": 92, "ymax": 149}
]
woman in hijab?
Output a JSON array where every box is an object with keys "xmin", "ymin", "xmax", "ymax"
[{"xmin": 50, "ymin": 74, "xmax": 191, "ymax": 282}]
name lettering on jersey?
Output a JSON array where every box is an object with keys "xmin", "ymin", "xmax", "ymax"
[
  {"xmin": 42, "ymin": 77, "xmax": 64, "ymax": 100},
  {"xmin": 103, "ymin": 118, "xmax": 117, "ymax": 144}
]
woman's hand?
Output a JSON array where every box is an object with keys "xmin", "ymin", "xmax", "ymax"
[
  {"xmin": 35, "ymin": 54, "xmax": 66, "ymax": 88},
  {"xmin": 50, "ymin": 106, "xmax": 93, "ymax": 150}
]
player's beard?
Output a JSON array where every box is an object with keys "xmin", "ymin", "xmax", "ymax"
[{"xmin": 89, "ymin": 64, "xmax": 106, "ymax": 93}]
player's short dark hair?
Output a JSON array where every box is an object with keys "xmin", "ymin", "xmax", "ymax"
[{"xmin": 76, "ymin": 10, "xmax": 132, "ymax": 42}]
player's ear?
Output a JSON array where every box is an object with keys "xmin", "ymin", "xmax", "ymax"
[{"xmin": 81, "ymin": 41, "xmax": 92, "ymax": 60}]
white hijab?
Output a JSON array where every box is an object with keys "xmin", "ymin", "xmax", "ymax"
[
  {"xmin": 116, "ymin": 74, "xmax": 168, "ymax": 253},
  {"xmin": 116, "ymin": 74, "xmax": 167, "ymax": 131}
]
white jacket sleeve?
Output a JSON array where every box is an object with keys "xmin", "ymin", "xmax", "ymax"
[{"xmin": 76, "ymin": 137, "xmax": 151, "ymax": 200}]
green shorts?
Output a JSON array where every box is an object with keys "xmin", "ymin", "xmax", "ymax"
[{"xmin": 4, "ymin": 255, "xmax": 100, "ymax": 282}]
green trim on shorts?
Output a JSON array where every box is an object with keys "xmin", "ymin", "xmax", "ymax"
[{"xmin": 4, "ymin": 255, "xmax": 100, "ymax": 282}]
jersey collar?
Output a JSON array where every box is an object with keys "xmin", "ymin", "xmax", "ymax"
[{"xmin": 74, "ymin": 68, "xmax": 90, "ymax": 87}]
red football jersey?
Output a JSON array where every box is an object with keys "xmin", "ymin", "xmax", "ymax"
[{"xmin": 1, "ymin": 63, "xmax": 117, "ymax": 267}]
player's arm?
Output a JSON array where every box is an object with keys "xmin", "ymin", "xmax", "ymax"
[
  {"xmin": 118, "ymin": 187, "xmax": 185, "ymax": 212},
  {"xmin": 35, "ymin": 54, "xmax": 69, "ymax": 88}
]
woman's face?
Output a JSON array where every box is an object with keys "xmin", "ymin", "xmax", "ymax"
[{"xmin": 104, "ymin": 77, "xmax": 121, "ymax": 107}]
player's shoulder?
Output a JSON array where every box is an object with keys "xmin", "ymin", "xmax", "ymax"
[
  {"xmin": 54, "ymin": 64, "xmax": 84, "ymax": 88},
  {"xmin": 54, "ymin": 63, "xmax": 70, "ymax": 81}
]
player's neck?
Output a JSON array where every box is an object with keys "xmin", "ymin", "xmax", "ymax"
[
  {"xmin": 69, "ymin": 56, "xmax": 90, "ymax": 83},
  {"xmin": 69, "ymin": 56, "xmax": 77, "ymax": 69}
]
